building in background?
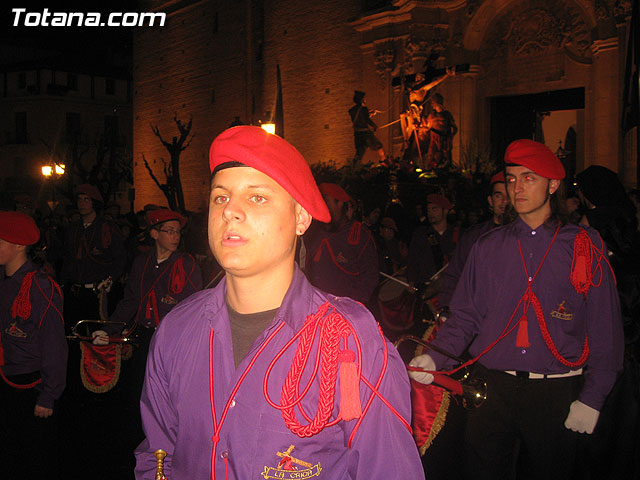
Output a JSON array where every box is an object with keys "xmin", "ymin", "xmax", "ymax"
[
  {"xmin": 0, "ymin": 38, "xmax": 132, "ymax": 214},
  {"xmin": 132, "ymin": 0, "xmax": 637, "ymax": 213}
]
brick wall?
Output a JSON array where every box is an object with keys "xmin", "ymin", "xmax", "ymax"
[
  {"xmin": 133, "ymin": 0, "xmax": 366, "ymax": 213},
  {"xmin": 133, "ymin": 0, "xmax": 257, "ymax": 213},
  {"xmin": 261, "ymin": 0, "xmax": 363, "ymax": 166}
]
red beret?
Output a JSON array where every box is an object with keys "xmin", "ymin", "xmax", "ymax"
[
  {"xmin": 504, "ymin": 139, "xmax": 565, "ymax": 180},
  {"xmin": 490, "ymin": 171, "xmax": 505, "ymax": 185},
  {"xmin": 318, "ymin": 183, "xmax": 352, "ymax": 203},
  {"xmin": 77, "ymin": 184, "xmax": 104, "ymax": 203},
  {"xmin": 427, "ymin": 193, "xmax": 452, "ymax": 210},
  {"xmin": 0, "ymin": 211, "xmax": 40, "ymax": 245},
  {"xmin": 209, "ymin": 126, "xmax": 331, "ymax": 223},
  {"xmin": 148, "ymin": 209, "xmax": 187, "ymax": 228}
]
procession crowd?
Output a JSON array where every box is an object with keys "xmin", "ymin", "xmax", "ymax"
[{"xmin": 1, "ymin": 128, "xmax": 639, "ymax": 479}]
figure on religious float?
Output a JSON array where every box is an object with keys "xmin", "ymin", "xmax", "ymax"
[{"xmin": 348, "ymin": 90, "xmax": 386, "ymax": 164}]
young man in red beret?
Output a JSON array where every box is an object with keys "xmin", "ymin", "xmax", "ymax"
[
  {"xmin": 134, "ymin": 126, "xmax": 423, "ymax": 479},
  {"xmin": 0, "ymin": 211, "xmax": 67, "ymax": 478},
  {"xmin": 410, "ymin": 139, "xmax": 624, "ymax": 479},
  {"xmin": 304, "ymin": 182, "xmax": 380, "ymax": 306},
  {"xmin": 407, "ymin": 192, "xmax": 459, "ymax": 288},
  {"xmin": 92, "ymin": 208, "xmax": 202, "ymax": 443},
  {"xmin": 93, "ymin": 209, "xmax": 202, "ymax": 344}
]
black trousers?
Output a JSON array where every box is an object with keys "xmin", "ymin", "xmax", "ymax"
[
  {"xmin": 0, "ymin": 374, "xmax": 59, "ymax": 480},
  {"xmin": 464, "ymin": 364, "xmax": 582, "ymax": 480}
]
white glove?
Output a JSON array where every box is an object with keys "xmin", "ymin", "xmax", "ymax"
[
  {"xmin": 92, "ymin": 330, "xmax": 109, "ymax": 346},
  {"xmin": 408, "ymin": 354, "xmax": 436, "ymax": 385},
  {"xmin": 564, "ymin": 400, "xmax": 600, "ymax": 434}
]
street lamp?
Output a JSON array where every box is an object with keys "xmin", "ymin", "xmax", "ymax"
[
  {"xmin": 260, "ymin": 121, "xmax": 276, "ymax": 135},
  {"xmin": 41, "ymin": 162, "xmax": 66, "ymax": 212},
  {"xmin": 41, "ymin": 163, "xmax": 65, "ymax": 177}
]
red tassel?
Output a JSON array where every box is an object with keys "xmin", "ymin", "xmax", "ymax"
[
  {"xmin": 11, "ymin": 271, "xmax": 35, "ymax": 320},
  {"xmin": 170, "ymin": 258, "xmax": 186, "ymax": 294},
  {"xmin": 571, "ymin": 230, "xmax": 592, "ymax": 295},
  {"xmin": 338, "ymin": 349, "xmax": 362, "ymax": 421},
  {"xmin": 347, "ymin": 222, "xmax": 361, "ymax": 246},
  {"xmin": 0, "ymin": 341, "xmax": 5, "ymax": 367},
  {"xmin": 516, "ymin": 314, "xmax": 530, "ymax": 348}
]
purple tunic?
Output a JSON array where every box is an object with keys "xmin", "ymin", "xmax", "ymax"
[
  {"xmin": 61, "ymin": 215, "xmax": 127, "ymax": 284},
  {"xmin": 0, "ymin": 261, "xmax": 68, "ymax": 408},
  {"xmin": 430, "ymin": 218, "xmax": 624, "ymax": 410},
  {"xmin": 407, "ymin": 224, "xmax": 459, "ymax": 285},
  {"xmin": 135, "ymin": 266, "xmax": 423, "ymax": 479},
  {"xmin": 305, "ymin": 220, "xmax": 379, "ymax": 304},
  {"xmin": 438, "ymin": 219, "xmax": 498, "ymax": 309},
  {"xmin": 108, "ymin": 250, "xmax": 202, "ymax": 333}
]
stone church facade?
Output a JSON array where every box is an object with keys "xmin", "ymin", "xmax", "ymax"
[{"xmin": 133, "ymin": 0, "xmax": 635, "ymax": 212}]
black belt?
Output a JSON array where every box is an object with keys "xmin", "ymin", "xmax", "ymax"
[{"xmin": 505, "ymin": 369, "xmax": 583, "ymax": 379}]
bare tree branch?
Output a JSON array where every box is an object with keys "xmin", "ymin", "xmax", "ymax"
[{"xmin": 142, "ymin": 153, "xmax": 163, "ymax": 190}]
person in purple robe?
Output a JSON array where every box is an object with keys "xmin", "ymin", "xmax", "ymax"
[
  {"xmin": 407, "ymin": 193, "xmax": 459, "ymax": 289},
  {"xmin": 304, "ymin": 183, "xmax": 379, "ymax": 306},
  {"xmin": 0, "ymin": 211, "xmax": 67, "ymax": 478},
  {"xmin": 134, "ymin": 126, "xmax": 424, "ymax": 479},
  {"xmin": 61, "ymin": 183, "xmax": 127, "ymax": 331},
  {"xmin": 92, "ymin": 208, "xmax": 202, "ymax": 443},
  {"xmin": 438, "ymin": 171, "xmax": 510, "ymax": 311},
  {"xmin": 409, "ymin": 139, "xmax": 624, "ymax": 480}
]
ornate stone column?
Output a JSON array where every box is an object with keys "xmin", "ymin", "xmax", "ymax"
[{"xmin": 589, "ymin": 37, "xmax": 620, "ymax": 171}]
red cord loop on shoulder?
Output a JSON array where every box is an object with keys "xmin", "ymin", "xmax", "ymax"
[
  {"xmin": 276, "ymin": 303, "xmax": 360, "ymax": 437},
  {"xmin": 11, "ymin": 271, "xmax": 36, "ymax": 320},
  {"xmin": 571, "ymin": 229, "xmax": 592, "ymax": 295}
]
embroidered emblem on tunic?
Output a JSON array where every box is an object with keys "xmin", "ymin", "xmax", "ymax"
[
  {"xmin": 5, "ymin": 322, "xmax": 27, "ymax": 338},
  {"xmin": 160, "ymin": 294, "xmax": 177, "ymax": 305},
  {"xmin": 336, "ymin": 252, "xmax": 348, "ymax": 264},
  {"xmin": 550, "ymin": 301, "xmax": 573, "ymax": 321},
  {"xmin": 261, "ymin": 445, "xmax": 322, "ymax": 479}
]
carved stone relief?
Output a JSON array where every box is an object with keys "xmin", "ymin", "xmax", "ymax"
[
  {"xmin": 481, "ymin": 1, "xmax": 591, "ymax": 62},
  {"xmin": 613, "ymin": 0, "xmax": 632, "ymax": 18},
  {"xmin": 374, "ymin": 41, "xmax": 397, "ymax": 88}
]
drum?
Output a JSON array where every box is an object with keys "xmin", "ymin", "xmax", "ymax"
[{"xmin": 376, "ymin": 276, "xmax": 416, "ymax": 336}]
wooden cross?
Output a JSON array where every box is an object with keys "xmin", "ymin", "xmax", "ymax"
[{"xmin": 276, "ymin": 445, "xmax": 312, "ymax": 470}]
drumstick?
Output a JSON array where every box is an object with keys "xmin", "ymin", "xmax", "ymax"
[{"xmin": 379, "ymin": 272, "xmax": 416, "ymax": 291}]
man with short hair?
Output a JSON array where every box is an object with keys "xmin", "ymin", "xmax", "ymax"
[
  {"xmin": 410, "ymin": 139, "xmax": 624, "ymax": 479},
  {"xmin": 0, "ymin": 211, "xmax": 67, "ymax": 478},
  {"xmin": 407, "ymin": 193, "xmax": 459, "ymax": 288},
  {"xmin": 438, "ymin": 172, "xmax": 510, "ymax": 310},
  {"xmin": 134, "ymin": 126, "xmax": 423, "ymax": 479}
]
